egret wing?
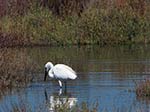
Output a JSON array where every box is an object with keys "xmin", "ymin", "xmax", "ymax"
[
  {"xmin": 58, "ymin": 64, "xmax": 76, "ymax": 74},
  {"xmin": 53, "ymin": 64, "xmax": 77, "ymax": 80}
]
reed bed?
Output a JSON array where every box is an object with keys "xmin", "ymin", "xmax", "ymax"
[{"xmin": 0, "ymin": 0, "xmax": 150, "ymax": 47}]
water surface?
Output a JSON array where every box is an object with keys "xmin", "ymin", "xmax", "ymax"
[{"xmin": 1, "ymin": 45, "xmax": 150, "ymax": 112}]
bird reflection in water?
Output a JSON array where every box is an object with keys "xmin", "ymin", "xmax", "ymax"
[{"xmin": 44, "ymin": 88, "xmax": 77, "ymax": 111}]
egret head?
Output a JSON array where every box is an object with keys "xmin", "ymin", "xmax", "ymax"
[{"xmin": 44, "ymin": 62, "xmax": 54, "ymax": 81}]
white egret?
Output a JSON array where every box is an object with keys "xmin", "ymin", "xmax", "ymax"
[{"xmin": 44, "ymin": 62, "xmax": 77, "ymax": 88}]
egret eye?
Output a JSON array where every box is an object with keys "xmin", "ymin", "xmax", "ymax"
[{"xmin": 45, "ymin": 67, "xmax": 50, "ymax": 72}]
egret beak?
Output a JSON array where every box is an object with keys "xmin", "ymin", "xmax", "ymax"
[{"xmin": 44, "ymin": 68, "xmax": 48, "ymax": 81}]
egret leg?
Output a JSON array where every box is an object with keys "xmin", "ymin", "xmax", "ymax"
[{"xmin": 58, "ymin": 80, "xmax": 62, "ymax": 88}]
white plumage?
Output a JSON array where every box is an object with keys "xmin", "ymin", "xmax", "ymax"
[{"xmin": 44, "ymin": 62, "xmax": 77, "ymax": 88}]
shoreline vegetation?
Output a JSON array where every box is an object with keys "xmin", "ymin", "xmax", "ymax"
[
  {"xmin": 136, "ymin": 78, "xmax": 150, "ymax": 97},
  {"xmin": 0, "ymin": 0, "xmax": 150, "ymax": 47}
]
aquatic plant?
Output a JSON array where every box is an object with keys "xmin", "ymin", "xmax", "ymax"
[
  {"xmin": 5, "ymin": 100, "xmax": 146, "ymax": 112},
  {"xmin": 9, "ymin": 101, "xmax": 98, "ymax": 112},
  {"xmin": 136, "ymin": 78, "xmax": 150, "ymax": 97}
]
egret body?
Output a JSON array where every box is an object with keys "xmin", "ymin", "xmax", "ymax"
[{"xmin": 44, "ymin": 62, "xmax": 77, "ymax": 88}]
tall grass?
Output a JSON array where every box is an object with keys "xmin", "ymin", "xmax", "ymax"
[{"xmin": 0, "ymin": 0, "xmax": 150, "ymax": 47}]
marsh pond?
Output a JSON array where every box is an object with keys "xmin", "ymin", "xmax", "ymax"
[{"xmin": 0, "ymin": 45, "xmax": 150, "ymax": 112}]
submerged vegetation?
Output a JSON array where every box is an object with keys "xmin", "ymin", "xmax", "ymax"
[{"xmin": 0, "ymin": 0, "xmax": 150, "ymax": 47}]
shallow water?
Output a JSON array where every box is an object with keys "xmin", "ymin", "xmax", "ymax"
[{"xmin": 1, "ymin": 45, "xmax": 150, "ymax": 112}]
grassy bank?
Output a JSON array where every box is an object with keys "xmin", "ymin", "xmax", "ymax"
[{"xmin": 0, "ymin": 0, "xmax": 150, "ymax": 47}]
